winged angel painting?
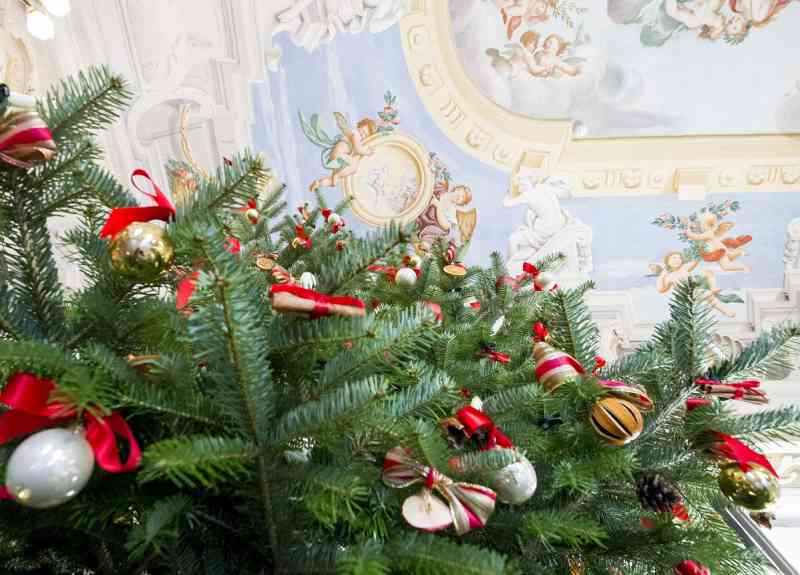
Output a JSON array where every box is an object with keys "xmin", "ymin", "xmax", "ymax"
[
  {"xmin": 649, "ymin": 201, "xmax": 750, "ymax": 317},
  {"xmin": 608, "ymin": 0, "xmax": 797, "ymax": 45}
]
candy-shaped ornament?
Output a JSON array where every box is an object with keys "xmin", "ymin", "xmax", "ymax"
[
  {"xmin": 532, "ymin": 323, "xmax": 584, "ymax": 393},
  {"xmin": 589, "ymin": 397, "xmax": 644, "ymax": 446},
  {"xmin": 5, "ymin": 428, "xmax": 95, "ymax": 509},
  {"xmin": 109, "ymin": 222, "xmax": 174, "ymax": 282}
]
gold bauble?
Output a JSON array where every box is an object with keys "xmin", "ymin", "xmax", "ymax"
[
  {"xmin": 109, "ymin": 222, "xmax": 174, "ymax": 282},
  {"xmin": 718, "ymin": 462, "xmax": 779, "ymax": 510},
  {"xmin": 589, "ymin": 397, "xmax": 643, "ymax": 446}
]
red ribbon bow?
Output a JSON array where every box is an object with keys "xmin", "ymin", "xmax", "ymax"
[
  {"xmin": 293, "ymin": 226, "xmax": 312, "ymax": 249},
  {"xmin": 593, "ymin": 356, "xmax": 606, "ymax": 375},
  {"xmin": 100, "ymin": 170, "xmax": 176, "ymax": 239},
  {"xmin": 477, "ymin": 347, "xmax": 510, "ymax": 364},
  {"xmin": 686, "ymin": 398, "xmax": 712, "ymax": 411},
  {"xmin": 710, "ymin": 431, "xmax": 778, "ymax": 477},
  {"xmin": 0, "ymin": 373, "xmax": 141, "ymax": 474},
  {"xmin": 176, "ymin": 270, "xmax": 201, "ymax": 310},
  {"xmin": 425, "ymin": 301, "xmax": 442, "ymax": 321},
  {"xmin": 455, "ymin": 406, "xmax": 513, "ymax": 450},
  {"xmin": 533, "ymin": 322, "xmax": 549, "ymax": 342},
  {"xmin": 522, "ymin": 262, "xmax": 539, "ymax": 277},
  {"xmin": 674, "ymin": 560, "xmax": 710, "ymax": 575},
  {"xmin": 268, "ymin": 284, "xmax": 364, "ymax": 319}
]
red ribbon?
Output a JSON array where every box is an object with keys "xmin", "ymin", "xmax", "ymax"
[
  {"xmin": 686, "ymin": 398, "xmax": 711, "ymax": 411},
  {"xmin": 176, "ymin": 270, "xmax": 201, "ymax": 310},
  {"xmin": 710, "ymin": 431, "xmax": 778, "ymax": 477},
  {"xmin": 533, "ymin": 322, "xmax": 549, "ymax": 342},
  {"xmin": 477, "ymin": 348, "xmax": 510, "ymax": 364},
  {"xmin": 269, "ymin": 284, "xmax": 364, "ymax": 319},
  {"xmin": 674, "ymin": 560, "xmax": 710, "ymax": 575},
  {"xmin": 99, "ymin": 170, "xmax": 176, "ymax": 239},
  {"xmin": 593, "ymin": 355, "xmax": 606, "ymax": 375},
  {"xmin": 293, "ymin": 226, "xmax": 312, "ymax": 249},
  {"xmin": 0, "ymin": 373, "xmax": 141, "ymax": 474},
  {"xmin": 522, "ymin": 262, "xmax": 540, "ymax": 277},
  {"xmin": 225, "ymin": 237, "xmax": 241, "ymax": 254},
  {"xmin": 425, "ymin": 301, "xmax": 442, "ymax": 321},
  {"xmin": 695, "ymin": 379, "xmax": 763, "ymax": 401},
  {"xmin": 455, "ymin": 406, "xmax": 513, "ymax": 450},
  {"xmin": 368, "ymin": 265, "xmax": 398, "ymax": 281}
]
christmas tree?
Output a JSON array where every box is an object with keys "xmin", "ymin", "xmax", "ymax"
[{"xmin": 1, "ymin": 67, "xmax": 799, "ymax": 575}]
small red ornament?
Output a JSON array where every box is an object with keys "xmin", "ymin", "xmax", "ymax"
[{"xmin": 674, "ymin": 560, "xmax": 710, "ymax": 575}]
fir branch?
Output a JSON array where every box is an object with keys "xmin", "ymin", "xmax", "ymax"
[
  {"xmin": 126, "ymin": 495, "xmax": 194, "ymax": 560},
  {"xmin": 385, "ymin": 533, "xmax": 509, "ymax": 575},
  {"xmin": 540, "ymin": 283, "xmax": 599, "ymax": 368},
  {"xmin": 730, "ymin": 405, "xmax": 800, "ymax": 446},
  {"xmin": 42, "ymin": 66, "xmax": 133, "ymax": 142},
  {"xmin": 337, "ymin": 540, "xmax": 388, "ymax": 575},
  {"xmin": 521, "ymin": 510, "xmax": 608, "ymax": 550},
  {"xmin": 709, "ymin": 323, "xmax": 800, "ymax": 381},
  {"xmin": 668, "ymin": 279, "xmax": 715, "ymax": 381},
  {"xmin": 271, "ymin": 377, "xmax": 385, "ymax": 445},
  {"xmin": 139, "ymin": 436, "xmax": 256, "ymax": 488}
]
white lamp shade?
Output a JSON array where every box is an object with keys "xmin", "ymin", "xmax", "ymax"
[
  {"xmin": 27, "ymin": 9, "xmax": 55, "ymax": 40},
  {"xmin": 42, "ymin": 0, "xmax": 71, "ymax": 18}
]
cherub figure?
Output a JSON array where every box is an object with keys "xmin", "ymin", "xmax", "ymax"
[
  {"xmin": 650, "ymin": 251, "xmax": 737, "ymax": 317},
  {"xmin": 685, "ymin": 212, "xmax": 752, "ymax": 272},
  {"xmin": 663, "ymin": 0, "xmax": 749, "ymax": 41},
  {"xmin": 486, "ymin": 30, "xmax": 583, "ymax": 79},
  {"xmin": 299, "ymin": 111, "xmax": 377, "ymax": 192},
  {"xmin": 486, "ymin": 31, "xmax": 540, "ymax": 80},
  {"xmin": 493, "ymin": 0, "xmax": 554, "ymax": 39},
  {"xmin": 529, "ymin": 33, "xmax": 583, "ymax": 77},
  {"xmin": 415, "ymin": 154, "xmax": 476, "ymax": 252}
]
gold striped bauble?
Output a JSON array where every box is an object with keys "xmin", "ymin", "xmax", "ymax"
[
  {"xmin": 533, "ymin": 341, "xmax": 583, "ymax": 393},
  {"xmin": 589, "ymin": 397, "xmax": 644, "ymax": 446}
]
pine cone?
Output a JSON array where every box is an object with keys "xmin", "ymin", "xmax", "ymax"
[{"xmin": 636, "ymin": 473, "xmax": 684, "ymax": 514}]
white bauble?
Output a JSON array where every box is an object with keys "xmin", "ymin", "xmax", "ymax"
[
  {"xmin": 491, "ymin": 456, "xmax": 537, "ymax": 505},
  {"xmin": 394, "ymin": 267, "xmax": 417, "ymax": 287},
  {"xmin": 299, "ymin": 272, "xmax": 317, "ymax": 290},
  {"xmin": 6, "ymin": 428, "xmax": 95, "ymax": 509},
  {"xmin": 534, "ymin": 272, "xmax": 557, "ymax": 291},
  {"xmin": 490, "ymin": 315, "xmax": 506, "ymax": 336}
]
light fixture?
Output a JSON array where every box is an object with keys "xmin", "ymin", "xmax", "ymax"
[
  {"xmin": 41, "ymin": 0, "xmax": 70, "ymax": 18},
  {"xmin": 17, "ymin": 0, "xmax": 70, "ymax": 41},
  {"xmin": 26, "ymin": 8, "xmax": 54, "ymax": 40}
]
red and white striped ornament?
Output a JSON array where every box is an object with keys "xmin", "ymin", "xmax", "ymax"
[{"xmin": 532, "ymin": 323, "xmax": 584, "ymax": 393}]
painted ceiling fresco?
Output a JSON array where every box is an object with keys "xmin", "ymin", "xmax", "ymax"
[
  {"xmin": 450, "ymin": 0, "xmax": 800, "ymax": 138},
  {"xmin": 251, "ymin": 2, "xmax": 800, "ymax": 324}
]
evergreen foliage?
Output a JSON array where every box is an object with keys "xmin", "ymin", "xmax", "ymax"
[{"xmin": 0, "ymin": 67, "xmax": 798, "ymax": 575}]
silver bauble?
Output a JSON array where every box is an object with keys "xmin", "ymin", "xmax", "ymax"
[
  {"xmin": 395, "ymin": 267, "xmax": 417, "ymax": 287},
  {"xmin": 5, "ymin": 428, "xmax": 95, "ymax": 509},
  {"xmin": 491, "ymin": 456, "xmax": 537, "ymax": 505}
]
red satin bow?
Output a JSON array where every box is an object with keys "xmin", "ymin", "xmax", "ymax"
[
  {"xmin": 100, "ymin": 170, "xmax": 176, "ymax": 239},
  {"xmin": 225, "ymin": 237, "xmax": 241, "ymax": 254},
  {"xmin": 593, "ymin": 356, "xmax": 606, "ymax": 375},
  {"xmin": 477, "ymin": 348, "xmax": 510, "ymax": 364},
  {"xmin": 176, "ymin": 270, "xmax": 201, "ymax": 310},
  {"xmin": 0, "ymin": 373, "xmax": 141, "ymax": 473},
  {"xmin": 686, "ymin": 398, "xmax": 711, "ymax": 411},
  {"xmin": 293, "ymin": 226, "xmax": 312, "ymax": 249},
  {"xmin": 456, "ymin": 406, "xmax": 513, "ymax": 450},
  {"xmin": 674, "ymin": 560, "xmax": 710, "ymax": 575},
  {"xmin": 710, "ymin": 431, "xmax": 778, "ymax": 477},
  {"xmin": 533, "ymin": 322, "xmax": 549, "ymax": 342},
  {"xmin": 269, "ymin": 284, "xmax": 364, "ymax": 319}
]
